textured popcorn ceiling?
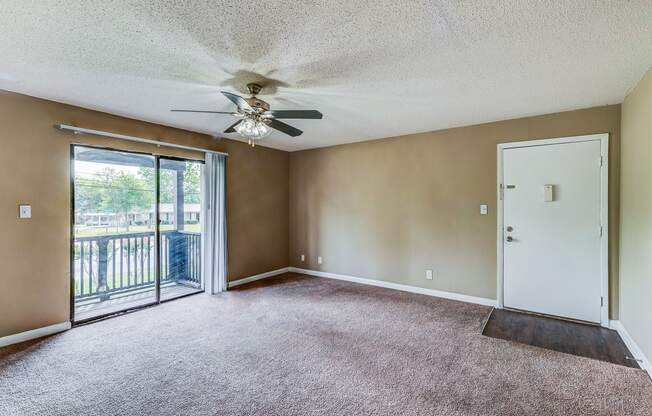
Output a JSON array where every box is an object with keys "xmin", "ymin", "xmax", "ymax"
[{"xmin": 0, "ymin": 1, "xmax": 651, "ymax": 151}]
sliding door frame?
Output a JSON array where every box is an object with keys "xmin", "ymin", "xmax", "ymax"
[
  {"xmin": 70, "ymin": 144, "xmax": 204, "ymax": 325},
  {"xmin": 69, "ymin": 145, "xmax": 75, "ymax": 323},
  {"xmin": 157, "ymin": 155, "xmax": 207, "ymax": 301},
  {"xmin": 155, "ymin": 155, "xmax": 162, "ymax": 306}
]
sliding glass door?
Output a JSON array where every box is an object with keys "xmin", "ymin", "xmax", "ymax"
[
  {"xmin": 71, "ymin": 146, "xmax": 203, "ymax": 322},
  {"xmin": 72, "ymin": 146, "xmax": 157, "ymax": 321},
  {"xmin": 159, "ymin": 158, "xmax": 204, "ymax": 301}
]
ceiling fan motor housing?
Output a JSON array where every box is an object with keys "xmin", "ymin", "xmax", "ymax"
[
  {"xmin": 246, "ymin": 82, "xmax": 263, "ymax": 95},
  {"xmin": 245, "ymin": 83, "xmax": 270, "ymax": 111},
  {"xmin": 246, "ymin": 97, "xmax": 270, "ymax": 112}
]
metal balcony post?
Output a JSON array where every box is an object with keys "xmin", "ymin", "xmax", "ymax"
[{"xmin": 97, "ymin": 237, "xmax": 110, "ymax": 300}]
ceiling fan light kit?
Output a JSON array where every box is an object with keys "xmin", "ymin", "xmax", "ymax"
[
  {"xmin": 171, "ymin": 82, "xmax": 323, "ymax": 147},
  {"xmin": 235, "ymin": 117, "xmax": 272, "ymax": 147}
]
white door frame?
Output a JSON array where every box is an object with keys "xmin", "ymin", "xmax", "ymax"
[{"xmin": 496, "ymin": 133, "xmax": 609, "ymax": 327}]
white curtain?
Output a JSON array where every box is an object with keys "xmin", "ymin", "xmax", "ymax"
[{"xmin": 201, "ymin": 153, "xmax": 227, "ymax": 294}]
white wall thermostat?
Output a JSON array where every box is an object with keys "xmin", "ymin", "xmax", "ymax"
[
  {"xmin": 543, "ymin": 185, "xmax": 554, "ymax": 202},
  {"xmin": 19, "ymin": 204, "xmax": 32, "ymax": 219}
]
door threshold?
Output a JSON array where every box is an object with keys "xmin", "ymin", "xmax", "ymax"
[
  {"xmin": 73, "ymin": 290, "xmax": 204, "ymax": 327},
  {"xmin": 484, "ymin": 308, "xmax": 639, "ymax": 369},
  {"xmin": 503, "ymin": 307, "xmax": 600, "ymax": 327}
]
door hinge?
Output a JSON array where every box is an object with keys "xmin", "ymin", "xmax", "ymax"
[
  {"xmin": 601, "ymin": 296, "xmax": 604, "ymax": 307},
  {"xmin": 599, "ymin": 225, "xmax": 603, "ymax": 237},
  {"xmin": 599, "ymin": 156, "xmax": 604, "ymax": 167},
  {"xmin": 499, "ymin": 184, "xmax": 504, "ymax": 200}
]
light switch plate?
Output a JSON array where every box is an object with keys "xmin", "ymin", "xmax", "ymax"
[
  {"xmin": 480, "ymin": 204, "xmax": 488, "ymax": 215},
  {"xmin": 19, "ymin": 204, "xmax": 31, "ymax": 219}
]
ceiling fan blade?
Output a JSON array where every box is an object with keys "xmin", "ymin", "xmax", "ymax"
[
  {"xmin": 264, "ymin": 110, "xmax": 323, "ymax": 119},
  {"xmin": 224, "ymin": 120, "xmax": 243, "ymax": 133},
  {"xmin": 221, "ymin": 91, "xmax": 254, "ymax": 112},
  {"xmin": 171, "ymin": 109, "xmax": 235, "ymax": 114},
  {"xmin": 268, "ymin": 119, "xmax": 303, "ymax": 137}
]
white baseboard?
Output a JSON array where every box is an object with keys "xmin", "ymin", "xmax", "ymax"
[
  {"xmin": 610, "ymin": 320, "xmax": 651, "ymax": 377},
  {"xmin": 228, "ymin": 267, "xmax": 291, "ymax": 288},
  {"xmin": 289, "ymin": 267, "xmax": 497, "ymax": 307},
  {"xmin": 0, "ymin": 321, "xmax": 71, "ymax": 349}
]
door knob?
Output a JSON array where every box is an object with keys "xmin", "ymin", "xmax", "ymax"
[
  {"xmin": 506, "ymin": 226, "xmax": 514, "ymax": 232},
  {"xmin": 506, "ymin": 236, "xmax": 514, "ymax": 242}
]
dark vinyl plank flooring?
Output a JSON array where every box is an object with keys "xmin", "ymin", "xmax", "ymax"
[{"xmin": 483, "ymin": 308, "xmax": 640, "ymax": 368}]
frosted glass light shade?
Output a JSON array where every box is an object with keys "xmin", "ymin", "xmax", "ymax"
[{"xmin": 235, "ymin": 118, "xmax": 272, "ymax": 140}]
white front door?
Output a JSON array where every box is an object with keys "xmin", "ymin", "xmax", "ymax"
[{"xmin": 502, "ymin": 139, "xmax": 604, "ymax": 324}]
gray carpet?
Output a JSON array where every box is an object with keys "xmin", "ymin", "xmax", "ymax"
[{"xmin": 1, "ymin": 273, "xmax": 650, "ymax": 415}]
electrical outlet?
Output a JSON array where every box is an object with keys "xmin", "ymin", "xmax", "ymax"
[
  {"xmin": 425, "ymin": 269, "xmax": 433, "ymax": 280},
  {"xmin": 300, "ymin": 254, "xmax": 305, "ymax": 262},
  {"xmin": 480, "ymin": 204, "xmax": 488, "ymax": 215},
  {"xmin": 317, "ymin": 256, "xmax": 323, "ymax": 264}
]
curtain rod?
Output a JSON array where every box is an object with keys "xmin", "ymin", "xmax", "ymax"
[{"xmin": 55, "ymin": 124, "xmax": 228, "ymax": 156}]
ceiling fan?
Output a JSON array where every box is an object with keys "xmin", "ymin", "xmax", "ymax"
[{"xmin": 171, "ymin": 83, "xmax": 323, "ymax": 146}]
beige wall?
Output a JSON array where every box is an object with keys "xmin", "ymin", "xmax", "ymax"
[
  {"xmin": 0, "ymin": 89, "xmax": 626, "ymax": 339},
  {"xmin": 0, "ymin": 91, "xmax": 289, "ymax": 337},
  {"xmin": 290, "ymin": 105, "xmax": 621, "ymax": 317},
  {"xmin": 619, "ymin": 68, "xmax": 652, "ymax": 362}
]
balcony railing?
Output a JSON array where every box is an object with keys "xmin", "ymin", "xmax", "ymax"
[{"xmin": 73, "ymin": 230, "xmax": 201, "ymax": 301}]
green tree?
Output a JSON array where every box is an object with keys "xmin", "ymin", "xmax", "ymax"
[
  {"xmin": 99, "ymin": 169, "xmax": 153, "ymax": 231},
  {"xmin": 75, "ymin": 167, "xmax": 154, "ymax": 233},
  {"xmin": 139, "ymin": 168, "xmax": 174, "ymax": 203},
  {"xmin": 184, "ymin": 164, "xmax": 201, "ymax": 204},
  {"xmin": 74, "ymin": 178, "xmax": 103, "ymax": 214},
  {"xmin": 138, "ymin": 163, "xmax": 201, "ymax": 204}
]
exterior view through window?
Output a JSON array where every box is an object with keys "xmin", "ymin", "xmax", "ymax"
[
  {"xmin": 72, "ymin": 146, "xmax": 203, "ymax": 322},
  {"xmin": 158, "ymin": 158, "xmax": 203, "ymax": 301}
]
